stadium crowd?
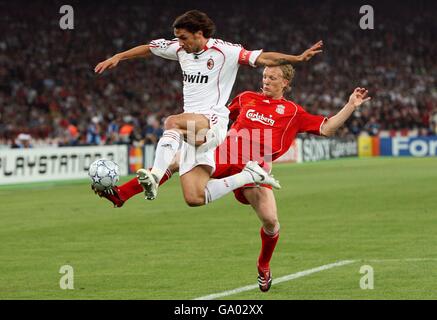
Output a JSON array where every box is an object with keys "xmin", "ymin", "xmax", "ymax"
[{"xmin": 1, "ymin": 0, "xmax": 436, "ymax": 148}]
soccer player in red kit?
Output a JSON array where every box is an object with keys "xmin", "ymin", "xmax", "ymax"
[
  {"xmin": 207, "ymin": 66, "xmax": 369, "ymax": 291},
  {"xmin": 95, "ymin": 65, "xmax": 371, "ymax": 292}
]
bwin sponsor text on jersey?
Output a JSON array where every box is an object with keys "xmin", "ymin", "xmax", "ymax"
[{"xmin": 183, "ymin": 71, "xmax": 209, "ymax": 84}]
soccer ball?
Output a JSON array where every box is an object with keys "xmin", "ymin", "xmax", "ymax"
[{"xmin": 88, "ymin": 159, "xmax": 120, "ymax": 191}]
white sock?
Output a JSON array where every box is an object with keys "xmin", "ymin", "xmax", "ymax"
[
  {"xmin": 151, "ymin": 130, "xmax": 181, "ymax": 182},
  {"xmin": 204, "ymin": 171, "xmax": 254, "ymax": 204}
]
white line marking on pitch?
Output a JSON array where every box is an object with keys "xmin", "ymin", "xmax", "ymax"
[
  {"xmin": 194, "ymin": 259, "xmax": 356, "ymax": 300},
  {"xmin": 194, "ymin": 257, "xmax": 437, "ymax": 300}
]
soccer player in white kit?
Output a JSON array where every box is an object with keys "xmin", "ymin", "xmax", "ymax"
[{"xmin": 95, "ymin": 10, "xmax": 323, "ymax": 205}]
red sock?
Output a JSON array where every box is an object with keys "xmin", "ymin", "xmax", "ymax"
[
  {"xmin": 117, "ymin": 169, "xmax": 173, "ymax": 201},
  {"xmin": 159, "ymin": 169, "xmax": 173, "ymax": 186},
  {"xmin": 118, "ymin": 177, "xmax": 143, "ymax": 201},
  {"xmin": 258, "ymin": 227, "xmax": 279, "ymax": 269}
]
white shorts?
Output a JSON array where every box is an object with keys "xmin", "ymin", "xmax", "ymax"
[{"xmin": 179, "ymin": 112, "xmax": 228, "ymax": 176}]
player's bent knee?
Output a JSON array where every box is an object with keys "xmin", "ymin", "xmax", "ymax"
[
  {"xmin": 183, "ymin": 192, "xmax": 206, "ymax": 207},
  {"xmin": 164, "ymin": 115, "xmax": 179, "ymax": 130},
  {"xmin": 185, "ymin": 197, "xmax": 205, "ymax": 207}
]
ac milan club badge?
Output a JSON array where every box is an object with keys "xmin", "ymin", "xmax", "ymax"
[
  {"xmin": 276, "ymin": 104, "xmax": 285, "ymax": 114},
  {"xmin": 207, "ymin": 58, "xmax": 214, "ymax": 70}
]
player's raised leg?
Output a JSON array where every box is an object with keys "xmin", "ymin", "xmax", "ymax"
[
  {"xmin": 137, "ymin": 113, "xmax": 210, "ymax": 200},
  {"xmin": 180, "ymin": 161, "xmax": 281, "ymax": 207},
  {"xmin": 96, "ymin": 160, "xmax": 177, "ymax": 208},
  {"xmin": 94, "ymin": 169, "xmax": 174, "ymax": 207},
  {"xmin": 164, "ymin": 113, "xmax": 211, "ymax": 146},
  {"xmin": 179, "ymin": 165, "xmax": 212, "ymax": 206},
  {"xmin": 243, "ymin": 187, "xmax": 280, "ymax": 292}
]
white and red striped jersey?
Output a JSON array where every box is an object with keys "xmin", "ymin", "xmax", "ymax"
[{"xmin": 149, "ymin": 38, "xmax": 262, "ymax": 118}]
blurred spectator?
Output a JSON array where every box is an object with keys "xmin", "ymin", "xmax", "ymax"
[
  {"xmin": 364, "ymin": 117, "xmax": 381, "ymax": 137},
  {"xmin": 86, "ymin": 117, "xmax": 102, "ymax": 145},
  {"xmin": 106, "ymin": 115, "xmax": 120, "ymax": 145},
  {"xmin": 11, "ymin": 133, "xmax": 33, "ymax": 148},
  {"xmin": 119, "ymin": 115, "xmax": 135, "ymax": 144},
  {"xmin": 432, "ymin": 109, "xmax": 437, "ymax": 135},
  {"xmin": 0, "ymin": 0, "xmax": 436, "ymax": 146},
  {"xmin": 58, "ymin": 119, "xmax": 80, "ymax": 146},
  {"xmin": 143, "ymin": 115, "xmax": 164, "ymax": 145},
  {"xmin": 67, "ymin": 120, "xmax": 80, "ymax": 145},
  {"xmin": 349, "ymin": 119, "xmax": 362, "ymax": 136}
]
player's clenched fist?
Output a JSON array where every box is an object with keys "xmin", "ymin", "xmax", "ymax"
[
  {"xmin": 348, "ymin": 87, "xmax": 371, "ymax": 108},
  {"xmin": 94, "ymin": 55, "xmax": 121, "ymax": 74}
]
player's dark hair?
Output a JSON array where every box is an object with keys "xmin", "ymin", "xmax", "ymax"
[{"xmin": 173, "ymin": 10, "xmax": 215, "ymax": 38}]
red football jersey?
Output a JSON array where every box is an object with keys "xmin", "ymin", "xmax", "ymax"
[{"xmin": 216, "ymin": 91, "xmax": 327, "ymax": 164}]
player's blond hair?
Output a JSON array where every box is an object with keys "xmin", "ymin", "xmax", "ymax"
[{"xmin": 278, "ymin": 65, "xmax": 295, "ymax": 93}]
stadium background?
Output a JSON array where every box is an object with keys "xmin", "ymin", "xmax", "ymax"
[{"xmin": 0, "ymin": 0, "xmax": 436, "ymax": 300}]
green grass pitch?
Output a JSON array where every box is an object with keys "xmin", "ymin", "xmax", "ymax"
[{"xmin": 0, "ymin": 157, "xmax": 436, "ymax": 299}]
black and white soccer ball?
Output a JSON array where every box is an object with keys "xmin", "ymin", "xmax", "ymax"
[{"xmin": 88, "ymin": 159, "xmax": 120, "ymax": 191}]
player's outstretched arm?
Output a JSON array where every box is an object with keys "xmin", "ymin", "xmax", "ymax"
[
  {"xmin": 321, "ymin": 87, "xmax": 371, "ymax": 137},
  {"xmin": 94, "ymin": 45, "xmax": 152, "ymax": 74},
  {"xmin": 255, "ymin": 40, "xmax": 323, "ymax": 67}
]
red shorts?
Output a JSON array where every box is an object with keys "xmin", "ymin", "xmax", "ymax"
[{"xmin": 213, "ymin": 149, "xmax": 272, "ymax": 205}]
